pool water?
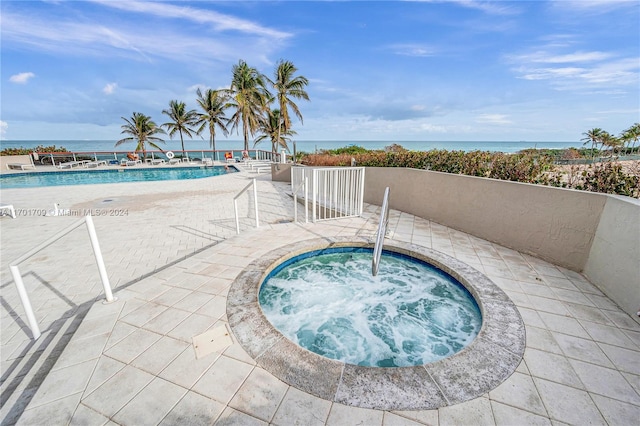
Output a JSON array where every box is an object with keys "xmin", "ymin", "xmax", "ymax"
[
  {"xmin": 0, "ymin": 166, "xmax": 237, "ymax": 188},
  {"xmin": 259, "ymin": 247, "xmax": 482, "ymax": 367}
]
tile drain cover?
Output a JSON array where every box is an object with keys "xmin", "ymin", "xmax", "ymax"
[{"xmin": 192, "ymin": 323, "xmax": 234, "ymax": 359}]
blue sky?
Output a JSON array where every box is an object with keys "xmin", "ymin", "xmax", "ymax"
[{"xmin": 1, "ymin": 0, "xmax": 638, "ymax": 142}]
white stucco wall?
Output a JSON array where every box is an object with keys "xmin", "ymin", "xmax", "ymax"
[{"xmin": 583, "ymin": 196, "xmax": 640, "ymax": 322}]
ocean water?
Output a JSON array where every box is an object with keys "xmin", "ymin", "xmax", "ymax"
[{"xmin": 0, "ymin": 139, "xmax": 582, "ymax": 154}]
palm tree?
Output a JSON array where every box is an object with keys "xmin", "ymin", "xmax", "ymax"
[
  {"xmin": 161, "ymin": 100, "xmax": 199, "ymax": 158},
  {"xmin": 269, "ymin": 60, "xmax": 309, "ymax": 154},
  {"xmin": 581, "ymin": 128, "xmax": 603, "ymax": 161},
  {"xmin": 253, "ymin": 108, "xmax": 296, "ymax": 154},
  {"xmin": 195, "ymin": 88, "xmax": 229, "ymax": 161},
  {"xmin": 620, "ymin": 123, "xmax": 640, "ymax": 155},
  {"xmin": 599, "ymin": 131, "xmax": 621, "ymax": 159},
  {"xmin": 115, "ymin": 112, "xmax": 166, "ymax": 158},
  {"xmin": 226, "ymin": 60, "xmax": 270, "ymax": 152}
]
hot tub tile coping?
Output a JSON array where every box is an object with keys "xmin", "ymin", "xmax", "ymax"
[{"xmin": 226, "ymin": 238, "xmax": 526, "ymax": 410}]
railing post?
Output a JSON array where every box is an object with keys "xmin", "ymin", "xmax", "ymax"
[
  {"xmin": 9, "ymin": 265, "xmax": 41, "ymax": 339},
  {"xmin": 253, "ymin": 178, "xmax": 259, "ymax": 229},
  {"xmin": 234, "ymin": 199, "xmax": 240, "ymax": 234},
  {"xmin": 84, "ymin": 215, "xmax": 115, "ymax": 302},
  {"xmin": 304, "ymin": 176, "xmax": 308, "ymax": 223},
  {"xmin": 312, "ymin": 169, "xmax": 317, "ymax": 223}
]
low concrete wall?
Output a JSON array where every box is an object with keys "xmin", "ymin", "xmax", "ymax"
[
  {"xmin": 584, "ymin": 196, "xmax": 640, "ymax": 320},
  {"xmin": 282, "ymin": 165, "xmax": 638, "ymax": 318},
  {"xmin": 364, "ymin": 167, "xmax": 607, "ymax": 272},
  {"xmin": 271, "ymin": 163, "xmax": 292, "ymax": 182}
]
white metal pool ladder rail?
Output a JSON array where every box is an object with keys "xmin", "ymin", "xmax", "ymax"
[
  {"xmin": 233, "ymin": 178, "xmax": 259, "ymax": 234},
  {"xmin": 372, "ymin": 187, "xmax": 390, "ymax": 276},
  {"xmin": 9, "ymin": 215, "xmax": 115, "ymax": 340}
]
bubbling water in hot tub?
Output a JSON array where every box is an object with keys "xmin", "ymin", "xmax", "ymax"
[{"xmin": 259, "ymin": 247, "xmax": 482, "ymax": 367}]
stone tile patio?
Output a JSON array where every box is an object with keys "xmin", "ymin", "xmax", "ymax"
[{"xmin": 1, "ymin": 164, "xmax": 639, "ymax": 425}]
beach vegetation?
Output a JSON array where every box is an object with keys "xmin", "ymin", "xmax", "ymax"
[
  {"xmin": 1, "ymin": 145, "xmax": 68, "ymax": 156},
  {"xmin": 195, "ymin": 88, "xmax": 229, "ymax": 158},
  {"xmin": 161, "ymin": 100, "xmax": 199, "ymax": 156},
  {"xmin": 620, "ymin": 123, "xmax": 640, "ymax": 155},
  {"xmin": 301, "ymin": 143, "xmax": 639, "ymax": 198},
  {"xmin": 320, "ymin": 145, "xmax": 370, "ymax": 155},
  {"xmin": 581, "ymin": 128, "xmax": 604, "ymax": 160},
  {"xmin": 115, "ymin": 112, "xmax": 166, "ymax": 158}
]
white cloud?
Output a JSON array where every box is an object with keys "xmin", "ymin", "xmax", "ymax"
[
  {"xmin": 88, "ymin": 0, "xmax": 291, "ymax": 39},
  {"xmin": 475, "ymin": 114, "xmax": 512, "ymax": 125},
  {"xmin": 103, "ymin": 82, "xmax": 117, "ymax": 95},
  {"xmin": 509, "ymin": 45, "xmax": 639, "ymax": 92},
  {"xmin": 0, "ymin": 120, "xmax": 7, "ymax": 137},
  {"xmin": 1, "ymin": 7, "xmax": 289, "ymax": 66},
  {"xmin": 386, "ymin": 43, "xmax": 437, "ymax": 57},
  {"xmin": 551, "ymin": 0, "xmax": 638, "ymax": 13},
  {"xmin": 518, "ymin": 50, "xmax": 612, "ymax": 64},
  {"xmin": 415, "ymin": 0, "xmax": 520, "ymax": 15},
  {"xmin": 9, "ymin": 72, "xmax": 35, "ymax": 84}
]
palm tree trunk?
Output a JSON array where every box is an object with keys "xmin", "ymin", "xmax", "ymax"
[{"xmin": 179, "ymin": 131, "xmax": 185, "ymax": 158}]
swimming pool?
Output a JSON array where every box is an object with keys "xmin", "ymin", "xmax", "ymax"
[{"xmin": 0, "ymin": 166, "xmax": 237, "ymax": 188}]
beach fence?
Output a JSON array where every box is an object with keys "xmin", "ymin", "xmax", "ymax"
[{"xmin": 291, "ymin": 166, "xmax": 365, "ymax": 222}]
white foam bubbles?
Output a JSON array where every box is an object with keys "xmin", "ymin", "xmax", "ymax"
[{"xmin": 259, "ymin": 249, "xmax": 482, "ymax": 367}]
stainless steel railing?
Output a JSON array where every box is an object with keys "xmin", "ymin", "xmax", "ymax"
[{"xmin": 372, "ymin": 187, "xmax": 390, "ymax": 276}]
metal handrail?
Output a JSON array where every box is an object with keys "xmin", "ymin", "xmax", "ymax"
[
  {"xmin": 233, "ymin": 178, "xmax": 259, "ymax": 234},
  {"xmin": 36, "ymin": 149, "xmax": 281, "ymax": 166},
  {"xmin": 9, "ymin": 215, "xmax": 115, "ymax": 340},
  {"xmin": 372, "ymin": 187, "xmax": 390, "ymax": 276}
]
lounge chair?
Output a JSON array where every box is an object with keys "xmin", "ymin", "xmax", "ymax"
[
  {"xmin": 86, "ymin": 160, "xmax": 107, "ymax": 168},
  {"xmin": 0, "ymin": 204, "xmax": 16, "ymax": 218},
  {"xmin": 7, "ymin": 163, "xmax": 36, "ymax": 170},
  {"xmin": 120, "ymin": 159, "xmax": 141, "ymax": 167},
  {"xmin": 150, "ymin": 159, "xmax": 165, "ymax": 165}
]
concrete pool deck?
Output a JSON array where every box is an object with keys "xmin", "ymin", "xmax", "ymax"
[{"xmin": 1, "ymin": 165, "xmax": 639, "ymax": 425}]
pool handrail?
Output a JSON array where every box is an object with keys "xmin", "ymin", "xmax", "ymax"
[
  {"xmin": 372, "ymin": 187, "xmax": 390, "ymax": 276},
  {"xmin": 233, "ymin": 178, "xmax": 259, "ymax": 234},
  {"xmin": 9, "ymin": 215, "xmax": 116, "ymax": 340}
]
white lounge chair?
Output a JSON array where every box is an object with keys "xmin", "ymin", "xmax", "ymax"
[
  {"xmin": 56, "ymin": 160, "xmax": 86, "ymax": 169},
  {"xmin": 150, "ymin": 159, "xmax": 165, "ymax": 165},
  {"xmin": 86, "ymin": 160, "xmax": 107, "ymax": 168},
  {"xmin": 0, "ymin": 204, "xmax": 16, "ymax": 218},
  {"xmin": 6, "ymin": 163, "xmax": 36, "ymax": 170}
]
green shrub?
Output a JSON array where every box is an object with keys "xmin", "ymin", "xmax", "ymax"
[
  {"xmin": 300, "ymin": 145, "xmax": 639, "ymax": 198},
  {"xmin": 1, "ymin": 145, "xmax": 69, "ymax": 155}
]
